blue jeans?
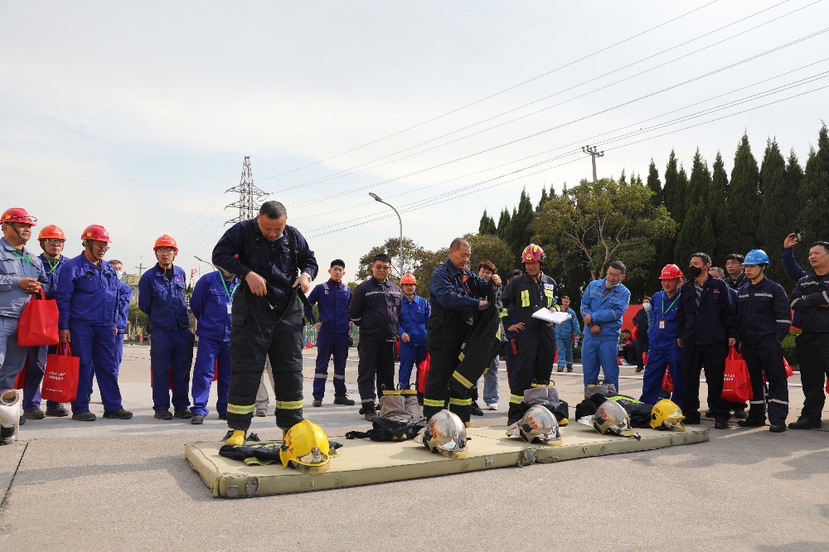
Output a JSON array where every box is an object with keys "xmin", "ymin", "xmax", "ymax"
[
  {"xmin": 482, "ymin": 355, "xmax": 499, "ymax": 405},
  {"xmin": 581, "ymin": 334, "xmax": 620, "ymax": 392},
  {"xmin": 22, "ymin": 345, "xmax": 63, "ymax": 411},
  {"xmin": 0, "ymin": 316, "xmax": 26, "ymax": 391},
  {"xmin": 556, "ymin": 336, "xmax": 574, "ymax": 368}
]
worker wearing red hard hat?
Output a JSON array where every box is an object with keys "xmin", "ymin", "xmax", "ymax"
[
  {"xmin": 639, "ymin": 264, "xmax": 686, "ymax": 405},
  {"xmin": 398, "ymin": 272, "xmax": 429, "ymax": 391},
  {"xmin": 55, "ymin": 224, "xmax": 133, "ymax": 421}
]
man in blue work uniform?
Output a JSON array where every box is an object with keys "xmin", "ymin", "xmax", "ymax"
[
  {"xmin": 213, "ymin": 201, "xmax": 317, "ymax": 444},
  {"xmin": 423, "ymin": 238, "xmax": 498, "ymax": 424},
  {"xmin": 640, "ymin": 264, "xmax": 685, "ymax": 405},
  {"xmin": 398, "ymin": 272, "xmax": 429, "ymax": 390},
  {"xmin": 348, "ymin": 253, "xmax": 402, "ymax": 421},
  {"xmin": 580, "ymin": 261, "xmax": 631, "ymax": 394},
  {"xmin": 735, "ymin": 249, "xmax": 791, "ymax": 432},
  {"xmin": 109, "ymin": 259, "xmax": 132, "ymax": 378},
  {"xmin": 0, "ymin": 209, "xmax": 49, "ymax": 402},
  {"xmin": 56, "ymin": 224, "xmax": 132, "ymax": 421},
  {"xmin": 189, "ymin": 268, "xmax": 238, "ymax": 424},
  {"xmin": 501, "ymin": 244, "xmax": 556, "ymax": 425},
  {"xmin": 789, "ymin": 241, "xmax": 829, "ymax": 430},
  {"xmin": 677, "ymin": 252, "xmax": 737, "ymax": 429},
  {"xmin": 22, "ymin": 224, "xmax": 69, "ymax": 420},
  {"xmin": 555, "ymin": 295, "xmax": 581, "ymax": 373},
  {"xmin": 306, "ymin": 259, "xmax": 355, "ymax": 407},
  {"xmin": 139, "ymin": 234, "xmax": 194, "ymax": 421}
]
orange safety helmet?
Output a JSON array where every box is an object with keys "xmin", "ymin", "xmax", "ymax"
[
  {"xmin": 154, "ymin": 234, "xmax": 179, "ymax": 253},
  {"xmin": 81, "ymin": 224, "xmax": 112, "ymax": 243},
  {"xmin": 38, "ymin": 225, "xmax": 66, "ymax": 241},
  {"xmin": 659, "ymin": 264, "xmax": 683, "ymax": 280},
  {"xmin": 521, "ymin": 244, "xmax": 546, "ymax": 263},
  {"xmin": 1, "ymin": 207, "xmax": 37, "ymax": 226},
  {"xmin": 401, "ymin": 273, "xmax": 417, "ymax": 285}
]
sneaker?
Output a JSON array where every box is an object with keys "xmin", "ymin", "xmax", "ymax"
[
  {"xmin": 191, "ymin": 415, "xmax": 204, "ymax": 425},
  {"xmin": 72, "ymin": 411, "xmax": 97, "ymax": 422},
  {"xmin": 46, "ymin": 407, "xmax": 70, "ymax": 417},
  {"xmin": 714, "ymin": 420, "xmax": 729, "ymax": 429},
  {"xmin": 769, "ymin": 424, "xmax": 787, "ymax": 433},
  {"xmin": 737, "ymin": 419, "xmax": 765, "ymax": 428},
  {"xmin": 312, "ymin": 399, "xmax": 323, "ymax": 407},
  {"xmin": 334, "ymin": 395, "xmax": 356, "ymax": 406},
  {"xmin": 733, "ymin": 409, "xmax": 748, "ymax": 420},
  {"xmin": 154, "ymin": 410, "xmax": 173, "ymax": 420},
  {"xmin": 103, "ymin": 409, "xmax": 133, "ymax": 420},
  {"xmin": 255, "ymin": 408, "xmax": 267, "ymax": 417},
  {"xmin": 788, "ymin": 418, "xmax": 821, "ymax": 430},
  {"xmin": 24, "ymin": 409, "xmax": 45, "ymax": 420},
  {"xmin": 486, "ymin": 403, "xmax": 499, "ymax": 411},
  {"xmin": 470, "ymin": 403, "xmax": 484, "ymax": 416},
  {"xmin": 174, "ymin": 410, "xmax": 192, "ymax": 419}
]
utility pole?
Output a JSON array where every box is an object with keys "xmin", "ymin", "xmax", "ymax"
[
  {"xmin": 582, "ymin": 145, "xmax": 604, "ymax": 182},
  {"xmin": 226, "ymin": 156, "xmax": 269, "ymax": 223},
  {"xmin": 135, "ymin": 258, "xmax": 146, "ymax": 275}
]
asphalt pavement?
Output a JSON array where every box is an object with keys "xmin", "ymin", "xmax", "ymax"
[{"xmin": 1, "ymin": 344, "xmax": 828, "ymax": 551}]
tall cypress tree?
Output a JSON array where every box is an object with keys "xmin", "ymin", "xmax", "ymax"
[
  {"xmin": 710, "ymin": 151, "xmax": 729, "ymax": 259},
  {"xmin": 796, "ymin": 124, "xmax": 829, "ymax": 252},
  {"xmin": 662, "ymin": 150, "xmax": 681, "ymax": 221},
  {"xmin": 537, "ymin": 185, "xmax": 549, "ymax": 211},
  {"xmin": 496, "ymin": 208, "xmax": 511, "ymax": 241},
  {"xmin": 506, "ymin": 189, "xmax": 534, "ymax": 264},
  {"xmin": 675, "ymin": 200, "xmax": 716, "ymax": 266},
  {"xmin": 785, "ymin": 150, "xmax": 806, "ymax": 273},
  {"xmin": 719, "ymin": 133, "xmax": 761, "ymax": 257},
  {"xmin": 646, "ymin": 159, "xmax": 662, "ymax": 206},
  {"xmin": 478, "ymin": 209, "xmax": 497, "ymax": 235},
  {"xmin": 618, "ymin": 169, "xmax": 627, "ymax": 185},
  {"xmin": 757, "ymin": 139, "xmax": 789, "ymax": 282},
  {"xmin": 687, "ymin": 149, "xmax": 712, "ymax": 207}
]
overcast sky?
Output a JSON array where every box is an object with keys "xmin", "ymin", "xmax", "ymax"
[{"xmin": 2, "ymin": 0, "xmax": 827, "ymax": 283}]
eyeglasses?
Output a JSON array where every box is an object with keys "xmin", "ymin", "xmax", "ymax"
[
  {"xmin": 92, "ymin": 244, "xmax": 110, "ymax": 252},
  {"xmin": 374, "ymin": 265, "xmax": 392, "ymax": 271},
  {"xmin": 44, "ymin": 239, "xmax": 65, "ymax": 246},
  {"xmin": 156, "ymin": 248, "xmax": 176, "ymax": 254}
]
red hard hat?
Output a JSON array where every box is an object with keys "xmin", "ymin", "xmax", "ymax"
[
  {"xmin": 38, "ymin": 225, "xmax": 66, "ymax": 241},
  {"xmin": 81, "ymin": 224, "xmax": 112, "ymax": 243},
  {"xmin": 659, "ymin": 264, "xmax": 683, "ymax": 280},
  {"xmin": 1, "ymin": 207, "xmax": 37, "ymax": 226},
  {"xmin": 521, "ymin": 244, "xmax": 546, "ymax": 263},
  {"xmin": 154, "ymin": 234, "xmax": 178, "ymax": 253},
  {"xmin": 401, "ymin": 273, "xmax": 417, "ymax": 285}
]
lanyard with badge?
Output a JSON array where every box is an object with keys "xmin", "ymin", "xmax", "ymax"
[
  {"xmin": 659, "ymin": 294, "xmax": 680, "ymax": 330},
  {"xmin": 12, "ymin": 249, "xmax": 35, "ymax": 267},
  {"xmin": 220, "ymin": 275, "xmax": 239, "ymax": 315}
]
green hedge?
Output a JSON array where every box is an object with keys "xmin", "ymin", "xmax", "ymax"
[{"xmin": 782, "ymin": 332, "xmax": 798, "ymax": 368}]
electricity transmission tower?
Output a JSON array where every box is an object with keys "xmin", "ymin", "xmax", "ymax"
[
  {"xmin": 582, "ymin": 145, "xmax": 605, "ymax": 182},
  {"xmin": 225, "ymin": 156, "xmax": 268, "ymax": 224}
]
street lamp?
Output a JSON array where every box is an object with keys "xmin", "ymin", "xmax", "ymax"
[{"xmin": 368, "ymin": 192, "xmax": 404, "ymax": 278}]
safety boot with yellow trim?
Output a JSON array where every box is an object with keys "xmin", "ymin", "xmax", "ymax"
[{"xmin": 225, "ymin": 429, "xmax": 246, "ymax": 447}]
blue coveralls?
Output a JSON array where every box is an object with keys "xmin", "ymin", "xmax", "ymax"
[
  {"xmin": 398, "ymin": 294, "xmax": 429, "ymax": 389},
  {"xmin": 190, "ymin": 271, "xmax": 236, "ymax": 418},
  {"xmin": 580, "ymin": 278, "xmax": 631, "ymax": 392},
  {"xmin": 639, "ymin": 290, "xmax": 685, "ymax": 405},
  {"xmin": 555, "ymin": 307, "xmax": 581, "ymax": 370},
  {"xmin": 114, "ymin": 280, "xmax": 132, "ymax": 377},
  {"xmin": 138, "ymin": 264, "xmax": 194, "ymax": 413},
  {"xmin": 306, "ymin": 280, "xmax": 352, "ymax": 400},
  {"xmin": 0, "ymin": 238, "xmax": 48, "ymax": 391},
  {"xmin": 56, "ymin": 254, "xmax": 125, "ymax": 415},
  {"xmin": 22, "ymin": 253, "xmax": 63, "ymax": 412}
]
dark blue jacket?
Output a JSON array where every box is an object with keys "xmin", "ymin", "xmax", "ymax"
[
  {"xmin": 501, "ymin": 273, "xmax": 557, "ymax": 330},
  {"xmin": 790, "ymin": 272, "xmax": 829, "ymax": 333},
  {"xmin": 348, "ymin": 277, "xmax": 402, "ymax": 341},
  {"xmin": 212, "ymin": 220, "xmax": 318, "ymax": 313},
  {"xmin": 736, "ymin": 277, "xmax": 791, "ymax": 343},
  {"xmin": 677, "ymin": 276, "xmax": 737, "ymax": 345},
  {"xmin": 427, "ymin": 259, "xmax": 491, "ymax": 349},
  {"xmin": 648, "ymin": 290, "xmax": 682, "ymax": 353},
  {"xmin": 117, "ymin": 282, "xmax": 133, "ymax": 334},
  {"xmin": 39, "ymin": 254, "xmax": 63, "ymax": 300},
  {"xmin": 191, "ymin": 270, "xmax": 238, "ymax": 342},
  {"xmin": 138, "ymin": 264, "xmax": 190, "ymax": 331},
  {"xmin": 56, "ymin": 253, "xmax": 119, "ymax": 329},
  {"xmin": 306, "ymin": 280, "xmax": 351, "ymax": 335},
  {"xmin": 399, "ymin": 294, "xmax": 430, "ymax": 346}
]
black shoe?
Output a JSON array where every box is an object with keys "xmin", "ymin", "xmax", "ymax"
[
  {"xmin": 191, "ymin": 415, "xmax": 204, "ymax": 425},
  {"xmin": 46, "ymin": 407, "xmax": 70, "ymax": 417},
  {"xmin": 703, "ymin": 410, "xmax": 714, "ymax": 419},
  {"xmin": 788, "ymin": 418, "xmax": 821, "ymax": 430},
  {"xmin": 103, "ymin": 408, "xmax": 133, "ymax": 420},
  {"xmin": 470, "ymin": 403, "xmax": 484, "ymax": 416},
  {"xmin": 684, "ymin": 417, "xmax": 701, "ymax": 425},
  {"xmin": 312, "ymin": 399, "xmax": 323, "ymax": 407},
  {"xmin": 737, "ymin": 419, "xmax": 764, "ymax": 428},
  {"xmin": 556, "ymin": 368, "xmax": 564, "ymax": 373},
  {"xmin": 154, "ymin": 410, "xmax": 173, "ymax": 420},
  {"xmin": 635, "ymin": 367, "xmax": 644, "ymax": 373},
  {"xmin": 174, "ymin": 410, "xmax": 192, "ymax": 419},
  {"xmin": 72, "ymin": 411, "xmax": 97, "ymax": 422},
  {"xmin": 733, "ymin": 409, "xmax": 748, "ymax": 420},
  {"xmin": 334, "ymin": 395, "xmax": 356, "ymax": 406},
  {"xmin": 714, "ymin": 420, "xmax": 729, "ymax": 429},
  {"xmin": 364, "ymin": 409, "xmax": 377, "ymax": 422},
  {"xmin": 24, "ymin": 409, "xmax": 45, "ymax": 420},
  {"xmin": 566, "ymin": 367, "xmax": 573, "ymax": 373},
  {"xmin": 19, "ymin": 415, "xmax": 26, "ymax": 426},
  {"xmin": 769, "ymin": 424, "xmax": 787, "ymax": 433},
  {"xmin": 218, "ymin": 413, "xmax": 227, "ymax": 420}
]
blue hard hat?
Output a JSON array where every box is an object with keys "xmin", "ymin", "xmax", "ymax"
[{"xmin": 743, "ymin": 249, "xmax": 770, "ymax": 266}]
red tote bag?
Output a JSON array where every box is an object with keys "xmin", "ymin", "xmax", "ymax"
[
  {"xmin": 416, "ymin": 353, "xmax": 431, "ymax": 395},
  {"xmin": 722, "ymin": 347, "xmax": 753, "ymax": 403},
  {"xmin": 17, "ymin": 290, "xmax": 60, "ymax": 347},
  {"xmin": 662, "ymin": 364, "xmax": 674, "ymax": 393},
  {"xmin": 41, "ymin": 343, "xmax": 80, "ymax": 403}
]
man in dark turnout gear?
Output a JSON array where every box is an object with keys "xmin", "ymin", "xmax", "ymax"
[
  {"xmin": 424, "ymin": 238, "xmax": 499, "ymax": 424},
  {"xmin": 212, "ymin": 201, "xmax": 318, "ymax": 445}
]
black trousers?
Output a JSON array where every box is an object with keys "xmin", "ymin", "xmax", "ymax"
[
  {"xmin": 794, "ymin": 332, "xmax": 829, "ymax": 423},
  {"xmin": 227, "ymin": 290, "xmax": 304, "ymax": 432},
  {"xmin": 682, "ymin": 342, "xmax": 729, "ymax": 422},
  {"xmin": 742, "ymin": 338, "xmax": 789, "ymax": 425},
  {"xmin": 356, "ymin": 339, "xmax": 395, "ymax": 405}
]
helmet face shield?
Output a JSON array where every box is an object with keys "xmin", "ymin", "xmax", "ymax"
[
  {"xmin": 423, "ymin": 410, "xmax": 469, "ymax": 459},
  {"xmin": 650, "ymin": 399, "xmax": 686, "ymax": 431},
  {"xmin": 594, "ymin": 401, "xmax": 640, "ymax": 439},
  {"xmin": 514, "ymin": 405, "xmax": 562, "ymax": 445},
  {"xmin": 280, "ymin": 420, "xmax": 332, "ymax": 473}
]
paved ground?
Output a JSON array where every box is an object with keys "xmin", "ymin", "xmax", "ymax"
[{"xmin": 1, "ymin": 344, "xmax": 828, "ymax": 550}]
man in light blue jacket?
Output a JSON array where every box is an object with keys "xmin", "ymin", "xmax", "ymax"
[{"xmin": 555, "ymin": 295, "xmax": 581, "ymax": 373}]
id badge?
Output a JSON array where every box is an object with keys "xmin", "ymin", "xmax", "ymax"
[
  {"xmin": 227, "ymin": 303, "xmax": 233, "ymax": 315},
  {"xmin": 658, "ymin": 320, "xmax": 666, "ymax": 330}
]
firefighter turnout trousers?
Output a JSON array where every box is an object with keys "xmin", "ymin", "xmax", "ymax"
[
  {"xmin": 227, "ymin": 290, "xmax": 304, "ymax": 431},
  {"xmin": 508, "ymin": 323, "xmax": 555, "ymax": 424}
]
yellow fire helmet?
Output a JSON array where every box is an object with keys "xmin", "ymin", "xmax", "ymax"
[
  {"xmin": 423, "ymin": 410, "xmax": 469, "ymax": 459},
  {"xmin": 593, "ymin": 400, "xmax": 639, "ymax": 439},
  {"xmin": 650, "ymin": 399, "xmax": 686, "ymax": 432},
  {"xmin": 280, "ymin": 420, "xmax": 331, "ymax": 474}
]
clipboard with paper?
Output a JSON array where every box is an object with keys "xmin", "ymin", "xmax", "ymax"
[{"xmin": 531, "ymin": 308, "xmax": 572, "ymax": 324}]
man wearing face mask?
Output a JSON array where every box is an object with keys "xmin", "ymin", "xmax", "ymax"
[
  {"xmin": 139, "ymin": 235, "xmax": 194, "ymax": 421},
  {"xmin": 676, "ymin": 252, "xmax": 737, "ymax": 429},
  {"xmin": 580, "ymin": 261, "xmax": 631, "ymax": 395},
  {"xmin": 109, "ymin": 259, "xmax": 132, "ymax": 380}
]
